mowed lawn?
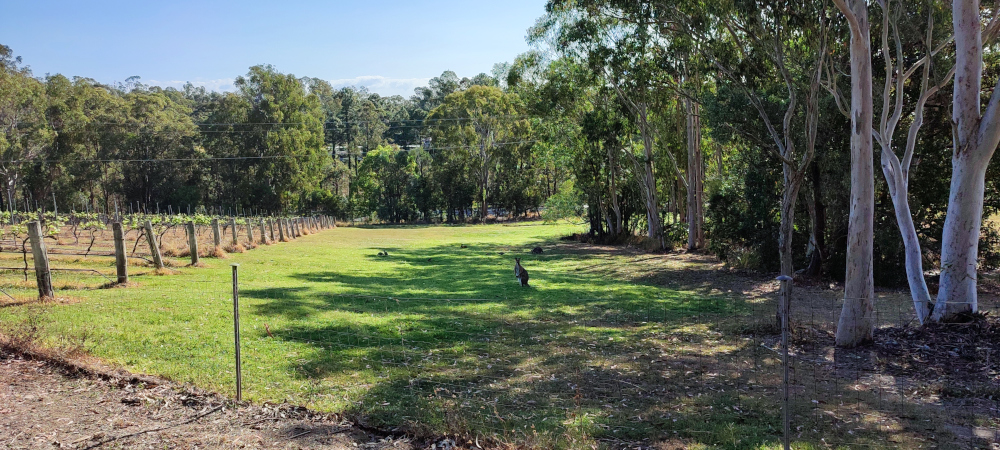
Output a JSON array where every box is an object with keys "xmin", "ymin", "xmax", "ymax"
[{"xmin": 0, "ymin": 222, "xmax": 807, "ymax": 448}]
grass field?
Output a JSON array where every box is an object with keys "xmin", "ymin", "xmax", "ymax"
[{"xmin": 0, "ymin": 222, "xmax": 979, "ymax": 449}]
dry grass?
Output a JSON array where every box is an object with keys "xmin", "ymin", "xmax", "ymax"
[
  {"xmin": 211, "ymin": 246, "xmax": 228, "ymax": 259},
  {"xmin": 159, "ymin": 243, "xmax": 183, "ymax": 257}
]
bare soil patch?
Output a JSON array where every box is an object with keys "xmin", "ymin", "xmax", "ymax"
[{"xmin": 0, "ymin": 350, "xmax": 413, "ymax": 449}]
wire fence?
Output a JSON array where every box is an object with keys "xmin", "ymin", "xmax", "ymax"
[{"xmin": 0, "ymin": 233, "xmax": 998, "ymax": 448}]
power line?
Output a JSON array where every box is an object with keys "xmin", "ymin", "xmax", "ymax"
[
  {"xmin": 12, "ymin": 114, "xmax": 538, "ymax": 130},
  {"xmin": 0, "ymin": 140, "xmax": 540, "ymax": 164}
]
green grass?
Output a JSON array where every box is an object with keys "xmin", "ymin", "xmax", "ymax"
[{"xmin": 0, "ymin": 222, "xmax": 963, "ymax": 449}]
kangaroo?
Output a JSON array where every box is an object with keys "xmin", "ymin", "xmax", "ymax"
[{"xmin": 514, "ymin": 258, "xmax": 529, "ymax": 287}]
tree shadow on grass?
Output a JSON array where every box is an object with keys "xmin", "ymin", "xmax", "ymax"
[
  {"xmin": 235, "ymin": 238, "xmax": 980, "ymax": 448},
  {"xmin": 237, "ymin": 240, "xmax": 782, "ymax": 446}
]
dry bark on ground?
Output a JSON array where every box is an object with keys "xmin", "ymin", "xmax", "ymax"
[{"xmin": 0, "ymin": 351, "xmax": 413, "ymax": 449}]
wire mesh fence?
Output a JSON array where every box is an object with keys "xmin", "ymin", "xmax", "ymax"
[{"xmin": 1, "ymin": 236, "xmax": 998, "ymax": 448}]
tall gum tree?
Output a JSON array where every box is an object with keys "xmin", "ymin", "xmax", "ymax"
[
  {"xmin": 697, "ymin": 0, "xmax": 827, "ymax": 327},
  {"xmin": 0, "ymin": 55, "xmax": 54, "ymax": 213},
  {"xmin": 874, "ymin": 2, "xmax": 955, "ymax": 324},
  {"xmin": 537, "ymin": 1, "xmax": 705, "ymax": 250},
  {"xmin": 932, "ymin": 0, "xmax": 1000, "ymax": 321},
  {"xmin": 832, "ymin": 0, "xmax": 876, "ymax": 347},
  {"xmin": 426, "ymin": 86, "xmax": 528, "ymax": 220}
]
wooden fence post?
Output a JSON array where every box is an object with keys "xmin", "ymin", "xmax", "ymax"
[
  {"xmin": 144, "ymin": 220, "xmax": 165, "ymax": 270},
  {"xmin": 212, "ymin": 218, "xmax": 222, "ymax": 248},
  {"xmin": 27, "ymin": 221, "xmax": 54, "ymax": 299},
  {"xmin": 187, "ymin": 221, "xmax": 199, "ymax": 265},
  {"xmin": 259, "ymin": 219, "xmax": 268, "ymax": 245},
  {"xmin": 246, "ymin": 219, "xmax": 255, "ymax": 246},
  {"xmin": 269, "ymin": 219, "xmax": 277, "ymax": 242},
  {"xmin": 230, "ymin": 218, "xmax": 238, "ymax": 247},
  {"xmin": 113, "ymin": 222, "xmax": 129, "ymax": 284},
  {"xmin": 292, "ymin": 218, "xmax": 300, "ymax": 237},
  {"xmin": 278, "ymin": 219, "xmax": 287, "ymax": 242}
]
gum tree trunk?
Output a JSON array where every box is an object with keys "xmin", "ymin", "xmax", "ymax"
[
  {"xmin": 932, "ymin": 0, "xmax": 1000, "ymax": 321},
  {"xmin": 933, "ymin": 155, "xmax": 989, "ymax": 320},
  {"xmin": 882, "ymin": 157, "xmax": 933, "ymax": 322},
  {"xmin": 686, "ymin": 99, "xmax": 704, "ymax": 251},
  {"xmin": 833, "ymin": 0, "xmax": 876, "ymax": 347}
]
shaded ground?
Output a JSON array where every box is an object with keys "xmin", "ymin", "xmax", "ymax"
[{"xmin": 0, "ymin": 350, "xmax": 413, "ymax": 449}]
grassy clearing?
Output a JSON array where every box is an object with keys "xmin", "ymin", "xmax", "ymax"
[{"xmin": 0, "ymin": 222, "xmax": 978, "ymax": 449}]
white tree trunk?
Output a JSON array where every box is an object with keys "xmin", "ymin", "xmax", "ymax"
[
  {"xmin": 881, "ymin": 153, "xmax": 933, "ymax": 323},
  {"xmin": 932, "ymin": 153, "xmax": 987, "ymax": 320},
  {"xmin": 932, "ymin": 0, "xmax": 1000, "ymax": 321},
  {"xmin": 834, "ymin": 0, "xmax": 876, "ymax": 347}
]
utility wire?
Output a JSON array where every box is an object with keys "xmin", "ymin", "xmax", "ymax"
[
  {"xmin": 12, "ymin": 114, "xmax": 537, "ymax": 129},
  {"xmin": 0, "ymin": 140, "xmax": 540, "ymax": 164}
]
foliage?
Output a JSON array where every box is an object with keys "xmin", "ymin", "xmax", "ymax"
[{"xmin": 541, "ymin": 179, "xmax": 583, "ymax": 222}]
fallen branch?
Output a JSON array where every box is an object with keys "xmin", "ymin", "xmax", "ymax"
[{"xmin": 82, "ymin": 405, "xmax": 223, "ymax": 449}]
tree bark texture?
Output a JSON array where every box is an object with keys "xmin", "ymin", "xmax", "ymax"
[
  {"xmin": 834, "ymin": 0, "xmax": 876, "ymax": 347},
  {"xmin": 933, "ymin": 0, "xmax": 1000, "ymax": 321}
]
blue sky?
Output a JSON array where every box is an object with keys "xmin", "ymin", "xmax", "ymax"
[{"xmin": 1, "ymin": 0, "xmax": 546, "ymax": 97}]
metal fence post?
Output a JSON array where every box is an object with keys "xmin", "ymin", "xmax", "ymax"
[
  {"xmin": 776, "ymin": 274, "xmax": 792, "ymax": 450},
  {"xmin": 232, "ymin": 263, "xmax": 242, "ymax": 402}
]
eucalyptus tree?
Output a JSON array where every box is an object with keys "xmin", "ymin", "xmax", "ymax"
[
  {"xmin": 537, "ymin": 2, "xmax": 692, "ymax": 250},
  {"xmin": 0, "ymin": 49, "xmax": 54, "ymax": 212},
  {"xmin": 932, "ymin": 0, "xmax": 1000, "ymax": 321},
  {"xmin": 507, "ymin": 53, "xmax": 592, "ymax": 217},
  {"xmin": 115, "ymin": 89, "xmax": 200, "ymax": 207},
  {"xmin": 693, "ymin": 0, "xmax": 829, "ymax": 326},
  {"xmin": 412, "ymin": 71, "xmax": 462, "ymax": 115},
  {"xmin": 204, "ymin": 65, "xmax": 328, "ymax": 212},
  {"xmin": 327, "ymin": 87, "xmax": 385, "ymax": 174},
  {"xmin": 820, "ymin": 0, "xmax": 877, "ymax": 346},
  {"xmin": 426, "ymin": 85, "xmax": 528, "ymax": 219},
  {"xmin": 352, "ymin": 145, "xmax": 417, "ymax": 223}
]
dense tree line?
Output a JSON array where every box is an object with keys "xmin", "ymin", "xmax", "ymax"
[
  {"xmin": 4, "ymin": 0, "xmax": 1000, "ymax": 335},
  {"xmin": 0, "ymin": 50, "xmax": 546, "ymax": 221}
]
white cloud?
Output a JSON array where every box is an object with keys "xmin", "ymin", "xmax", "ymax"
[
  {"xmin": 328, "ymin": 75, "xmax": 431, "ymax": 97},
  {"xmin": 146, "ymin": 78, "xmax": 236, "ymax": 92}
]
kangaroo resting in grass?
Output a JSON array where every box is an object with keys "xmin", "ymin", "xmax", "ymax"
[{"xmin": 514, "ymin": 258, "xmax": 529, "ymax": 287}]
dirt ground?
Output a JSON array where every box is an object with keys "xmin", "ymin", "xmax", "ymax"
[{"xmin": 0, "ymin": 352, "xmax": 417, "ymax": 449}]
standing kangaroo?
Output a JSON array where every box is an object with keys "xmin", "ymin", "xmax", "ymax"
[{"xmin": 514, "ymin": 258, "xmax": 529, "ymax": 287}]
